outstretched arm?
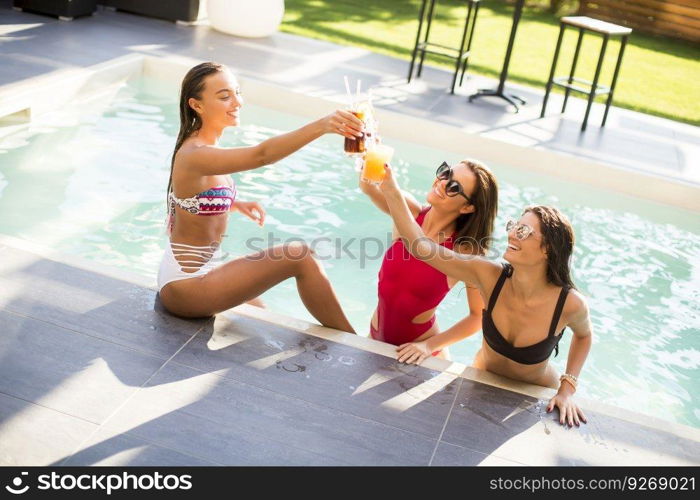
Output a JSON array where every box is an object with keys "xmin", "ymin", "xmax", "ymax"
[
  {"xmin": 547, "ymin": 293, "xmax": 593, "ymax": 426},
  {"xmin": 396, "ymin": 286, "xmax": 484, "ymax": 364},
  {"xmin": 185, "ymin": 110, "xmax": 364, "ymax": 176},
  {"xmin": 359, "ymin": 167, "xmax": 422, "ymax": 217},
  {"xmin": 427, "ymin": 286, "xmax": 484, "ymax": 351},
  {"xmin": 379, "ymin": 164, "xmax": 494, "ymax": 288}
]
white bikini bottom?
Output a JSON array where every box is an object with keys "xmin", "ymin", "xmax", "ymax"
[{"xmin": 157, "ymin": 242, "xmax": 224, "ymax": 292}]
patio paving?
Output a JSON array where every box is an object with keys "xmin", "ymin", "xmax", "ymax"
[
  {"xmin": 0, "ymin": 1, "xmax": 698, "ymax": 187},
  {"xmin": 0, "ymin": 238, "xmax": 698, "ymax": 466}
]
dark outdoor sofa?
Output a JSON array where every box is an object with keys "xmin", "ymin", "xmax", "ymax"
[
  {"xmin": 99, "ymin": 0, "xmax": 201, "ymax": 23},
  {"xmin": 13, "ymin": 0, "xmax": 97, "ymax": 19}
]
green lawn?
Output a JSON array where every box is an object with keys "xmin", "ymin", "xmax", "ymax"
[{"xmin": 281, "ymin": 0, "xmax": 700, "ymax": 126}]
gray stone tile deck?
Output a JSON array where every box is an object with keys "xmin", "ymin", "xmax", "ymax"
[
  {"xmin": 0, "ymin": 240, "xmax": 697, "ymax": 466},
  {"xmin": 0, "ymin": 1, "xmax": 698, "ymax": 187}
]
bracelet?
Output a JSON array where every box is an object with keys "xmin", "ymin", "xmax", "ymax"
[{"xmin": 560, "ymin": 373, "xmax": 578, "ymax": 391}]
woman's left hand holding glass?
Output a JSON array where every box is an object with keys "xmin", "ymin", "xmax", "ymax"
[
  {"xmin": 378, "ymin": 163, "xmax": 401, "ymax": 197},
  {"xmin": 323, "ymin": 109, "xmax": 364, "ymax": 139}
]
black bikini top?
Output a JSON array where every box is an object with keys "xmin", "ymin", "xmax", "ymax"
[{"xmin": 482, "ymin": 263, "xmax": 569, "ymax": 365}]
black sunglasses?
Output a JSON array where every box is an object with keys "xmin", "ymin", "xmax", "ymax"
[{"xmin": 436, "ymin": 162, "xmax": 471, "ymax": 204}]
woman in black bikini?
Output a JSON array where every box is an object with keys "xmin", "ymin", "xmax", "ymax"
[{"xmin": 378, "ymin": 164, "xmax": 593, "ymax": 427}]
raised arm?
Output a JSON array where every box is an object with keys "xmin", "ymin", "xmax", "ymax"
[
  {"xmin": 547, "ymin": 291, "xmax": 593, "ymax": 426},
  {"xmin": 186, "ymin": 110, "xmax": 363, "ymax": 176},
  {"xmin": 379, "ymin": 164, "xmax": 495, "ymax": 288},
  {"xmin": 359, "ymin": 169, "xmax": 422, "ymax": 217}
]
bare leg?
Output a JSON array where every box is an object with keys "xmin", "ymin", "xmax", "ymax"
[{"xmin": 160, "ymin": 242, "xmax": 355, "ymax": 333}]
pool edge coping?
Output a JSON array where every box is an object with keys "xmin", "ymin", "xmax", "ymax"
[{"xmin": 2, "ymin": 232, "xmax": 698, "ymax": 445}]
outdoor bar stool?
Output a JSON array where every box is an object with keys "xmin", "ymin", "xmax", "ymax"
[
  {"xmin": 407, "ymin": 0, "xmax": 480, "ymax": 94},
  {"xmin": 540, "ymin": 16, "xmax": 632, "ymax": 131}
]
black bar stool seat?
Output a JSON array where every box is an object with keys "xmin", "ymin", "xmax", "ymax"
[
  {"xmin": 540, "ymin": 16, "xmax": 632, "ymax": 131},
  {"xmin": 407, "ymin": 0, "xmax": 481, "ymax": 94}
]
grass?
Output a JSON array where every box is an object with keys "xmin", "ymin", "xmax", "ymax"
[{"xmin": 281, "ymin": 0, "xmax": 700, "ymax": 126}]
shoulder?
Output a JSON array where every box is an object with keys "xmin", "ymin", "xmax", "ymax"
[
  {"xmin": 173, "ymin": 139, "xmax": 200, "ymax": 171},
  {"xmin": 488, "ymin": 260, "xmax": 510, "ymax": 281},
  {"xmin": 563, "ymin": 288, "xmax": 591, "ymax": 333},
  {"xmin": 175, "ymin": 141, "xmax": 210, "ymax": 166},
  {"xmin": 563, "ymin": 288, "xmax": 587, "ymax": 314},
  {"xmin": 473, "ymin": 257, "xmax": 507, "ymax": 291},
  {"xmin": 172, "ymin": 143, "xmax": 210, "ymax": 191}
]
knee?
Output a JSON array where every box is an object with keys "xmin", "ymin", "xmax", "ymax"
[
  {"xmin": 284, "ymin": 241, "xmax": 312, "ymax": 258},
  {"xmin": 284, "ymin": 242, "xmax": 321, "ymax": 271}
]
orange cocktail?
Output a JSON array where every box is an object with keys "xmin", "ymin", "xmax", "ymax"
[{"xmin": 361, "ymin": 144, "xmax": 394, "ymax": 184}]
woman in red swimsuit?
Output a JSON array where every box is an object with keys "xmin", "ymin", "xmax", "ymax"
[{"xmin": 359, "ymin": 159, "xmax": 499, "ymax": 364}]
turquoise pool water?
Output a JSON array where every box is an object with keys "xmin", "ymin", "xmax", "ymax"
[{"xmin": 1, "ymin": 78, "xmax": 699, "ymax": 428}]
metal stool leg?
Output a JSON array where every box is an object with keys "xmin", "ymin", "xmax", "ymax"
[
  {"xmin": 541, "ymin": 23, "xmax": 565, "ymax": 118},
  {"xmin": 582, "ymin": 34, "xmax": 608, "ymax": 132},
  {"xmin": 417, "ymin": 0, "xmax": 437, "ymax": 78},
  {"xmin": 602, "ymin": 35, "xmax": 628, "ymax": 127},
  {"xmin": 562, "ymin": 28, "xmax": 584, "ymax": 113},
  {"xmin": 407, "ymin": 0, "xmax": 429, "ymax": 83},
  {"xmin": 450, "ymin": 1, "xmax": 473, "ymax": 94},
  {"xmin": 460, "ymin": 1, "xmax": 480, "ymax": 86},
  {"xmin": 509, "ymin": 94, "xmax": 527, "ymax": 105}
]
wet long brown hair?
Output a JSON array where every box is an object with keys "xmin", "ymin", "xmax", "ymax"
[
  {"xmin": 166, "ymin": 61, "xmax": 224, "ymax": 207},
  {"xmin": 523, "ymin": 205, "xmax": 577, "ymax": 289},
  {"xmin": 452, "ymin": 159, "xmax": 499, "ymax": 256}
]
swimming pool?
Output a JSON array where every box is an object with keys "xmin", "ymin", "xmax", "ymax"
[{"xmin": 1, "ymin": 75, "xmax": 698, "ymax": 429}]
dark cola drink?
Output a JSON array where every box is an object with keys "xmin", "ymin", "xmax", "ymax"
[{"xmin": 344, "ymin": 110, "xmax": 366, "ymax": 155}]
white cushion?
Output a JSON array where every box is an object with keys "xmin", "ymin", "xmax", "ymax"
[{"xmin": 208, "ymin": 0, "xmax": 285, "ymax": 38}]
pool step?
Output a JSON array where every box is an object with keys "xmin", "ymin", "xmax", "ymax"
[
  {"xmin": 0, "ymin": 107, "xmax": 31, "ymax": 124},
  {"xmin": 0, "ymin": 107, "xmax": 32, "ymax": 143},
  {"xmin": 0, "ymin": 53, "xmax": 143, "ymax": 126}
]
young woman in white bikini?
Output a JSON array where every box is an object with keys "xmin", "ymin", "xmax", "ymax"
[{"xmin": 157, "ymin": 61, "xmax": 362, "ymax": 333}]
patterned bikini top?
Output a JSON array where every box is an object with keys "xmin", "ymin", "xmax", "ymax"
[{"xmin": 167, "ymin": 178, "xmax": 237, "ymax": 234}]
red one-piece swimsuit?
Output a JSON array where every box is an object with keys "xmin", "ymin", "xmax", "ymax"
[{"xmin": 370, "ymin": 207, "xmax": 456, "ymax": 353}]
